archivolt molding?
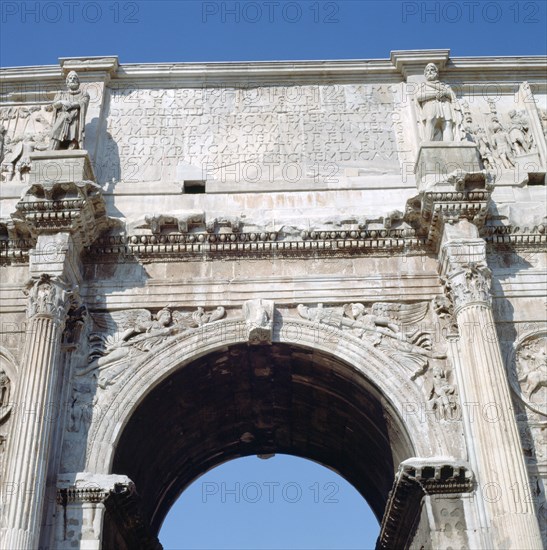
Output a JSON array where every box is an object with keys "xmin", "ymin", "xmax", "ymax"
[{"xmin": 83, "ymin": 311, "xmax": 458, "ymax": 474}]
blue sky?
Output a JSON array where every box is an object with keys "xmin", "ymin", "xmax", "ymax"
[
  {"xmin": 1, "ymin": 1, "xmax": 545, "ymax": 549},
  {"xmin": 1, "ymin": 0, "xmax": 546, "ymax": 67},
  {"xmin": 159, "ymin": 454, "xmax": 378, "ymax": 549}
]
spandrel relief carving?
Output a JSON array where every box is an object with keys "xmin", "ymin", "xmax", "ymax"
[
  {"xmin": 432, "ymin": 295, "xmax": 458, "ymax": 338},
  {"xmin": 79, "ymin": 306, "xmax": 226, "ymax": 388},
  {"xmin": 67, "ymin": 382, "xmax": 96, "ymax": 433},
  {"xmin": 296, "ymin": 301, "xmax": 445, "ymax": 379},
  {"xmin": 62, "ymin": 297, "xmax": 88, "ymax": 350}
]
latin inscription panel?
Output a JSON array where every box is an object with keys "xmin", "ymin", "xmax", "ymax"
[{"xmin": 99, "ymin": 83, "xmax": 401, "ymax": 184}]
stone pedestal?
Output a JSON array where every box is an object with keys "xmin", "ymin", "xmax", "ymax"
[
  {"xmin": 415, "ymin": 142, "xmax": 483, "ymax": 191},
  {"xmin": 439, "ymin": 222, "xmax": 543, "ymax": 549},
  {"xmin": 29, "ymin": 150, "xmax": 95, "ymax": 186}
]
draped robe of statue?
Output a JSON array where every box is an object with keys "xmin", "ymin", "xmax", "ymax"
[
  {"xmin": 417, "ymin": 79, "xmax": 461, "ymax": 141},
  {"xmin": 50, "ymin": 88, "xmax": 89, "ymax": 149}
]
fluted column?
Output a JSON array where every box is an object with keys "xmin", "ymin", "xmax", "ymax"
[
  {"xmin": 1, "ymin": 274, "xmax": 71, "ymax": 549},
  {"xmin": 440, "ymin": 221, "xmax": 543, "ymax": 549}
]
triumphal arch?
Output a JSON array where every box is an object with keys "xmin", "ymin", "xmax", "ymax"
[{"xmin": 0, "ymin": 49, "xmax": 546, "ymax": 549}]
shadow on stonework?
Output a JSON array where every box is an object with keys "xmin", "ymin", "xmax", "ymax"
[
  {"xmin": 486, "ymin": 228, "xmax": 547, "ymax": 544},
  {"xmin": 94, "ymin": 129, "xmax": 121, "ymax": 189}
]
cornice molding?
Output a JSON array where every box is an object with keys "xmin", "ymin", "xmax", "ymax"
[{"xmin": 1, "ymin": 52, "xmax": 546, "ymax": 87}]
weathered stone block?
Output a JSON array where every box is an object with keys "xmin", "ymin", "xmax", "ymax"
[
  {"xmin": 29, "ymin": 150, "xmax": 95, "ymax": 185},
  {"xmin": 415, "ymin": 142, "xmax": 483, "ymax": 190}
]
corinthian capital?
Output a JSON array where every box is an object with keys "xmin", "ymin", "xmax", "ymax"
[
  {"xmin": 443, "ymin": 261, "xmax": 492, "ymax": 313},
  {"xmin": 25, "ymin": 274, "xmax": 73, "ymax": 320}
]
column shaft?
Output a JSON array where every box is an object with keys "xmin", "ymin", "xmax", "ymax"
[
  {"xmin": 1, "ymin": 280, "xmax": 67, "ymax": 549},
  {"xmin": 456, "ymin": 304, "xmax": 542, "ymax": 547}
]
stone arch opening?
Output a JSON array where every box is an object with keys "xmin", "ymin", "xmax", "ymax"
[{"xmin": 104, "ymin": 341, "xmax": 416, "ymax": 548}]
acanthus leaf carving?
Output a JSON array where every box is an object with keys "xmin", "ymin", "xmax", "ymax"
[
  {"xmin": 25, "ymin": 274, "xmax": 72, "ymax": 320},
  {"xmin": 443, "ymin": 261, "xmax": 492, "ymax": 313}
]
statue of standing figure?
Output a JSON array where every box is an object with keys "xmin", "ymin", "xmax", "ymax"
[
  {"xmin": 49, "ymin": 71, "xmax": 89, "ymax": 150},
  {"xmin": 417, "ymin": 63, "xmax": 461, "ymax": 142}
]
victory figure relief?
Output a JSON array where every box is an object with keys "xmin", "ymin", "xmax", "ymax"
[{"xmin": 49, "ymin": 70, "xmax": 89, "ymax": 150}]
